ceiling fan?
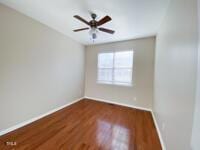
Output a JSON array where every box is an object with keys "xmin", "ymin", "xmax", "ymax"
[{"xmin": 73, "ymin": 13, "xmax": 115, "ymax": 40}]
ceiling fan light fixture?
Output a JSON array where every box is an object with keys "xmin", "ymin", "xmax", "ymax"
[
  {"xmin": 89, "ymin": 27, "xmax": 98, "ymax": 39},
  {"xmin": 92, "ymin": 33, "xmax": 97, "ymax": 39}
]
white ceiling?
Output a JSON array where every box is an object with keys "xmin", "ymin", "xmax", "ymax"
[{"xmin": 0, "ymin": 0, "xmax": 170, "ymax": 45}]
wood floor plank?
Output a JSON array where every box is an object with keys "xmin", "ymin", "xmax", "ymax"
[{"xmin": 0, "ymin": 99, "xmax": 162, "ymax": 150}]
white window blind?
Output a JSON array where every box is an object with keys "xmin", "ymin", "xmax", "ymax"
[{"xmin": 97, "ymin": 50, "xmax": 134, "ymax": 86}]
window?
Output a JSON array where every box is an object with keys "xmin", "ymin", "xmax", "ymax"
[{"xmin": 97, "ymin": 50, "xmax": 134, "ymax": 86}]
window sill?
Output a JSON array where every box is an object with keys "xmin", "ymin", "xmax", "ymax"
[{"xmin": 97, "ymin": 81, "xmax": 134, "ymax": 87}]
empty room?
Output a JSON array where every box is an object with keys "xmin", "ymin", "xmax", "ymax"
[{"xmin": 0, "ymin": 0, "xmax": 199, "ymax": 150}]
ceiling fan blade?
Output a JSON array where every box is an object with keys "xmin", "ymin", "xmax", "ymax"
[
  {"xmin": 73, "ymin": 28, "xmax": 89, "ymax": 32},
  {"xmin": 97, "ymin": 16, "xmax": 112, "ymax": 26},
  {"xmin": 99, "ymin": 28, "xmax": 115, "ymax": 34},
  {"xmin": 74, "ymin": 15, "xmax": 90, "ymax": 26}
]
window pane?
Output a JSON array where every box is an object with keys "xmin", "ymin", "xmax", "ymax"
[
  {"xmin": 114, "ymin": 69, "xmax": 132, "ymax": 83},
  {"xmin": 98, "ymin": 68, "xmax": 113, "ymax": 82},
  {"xmin": 114, "ymin": 51, "xmax": 133, "ymax": 68},
  {"xmin": 98, "ymin": 53, "xmax": 114, "ymax": 68}
]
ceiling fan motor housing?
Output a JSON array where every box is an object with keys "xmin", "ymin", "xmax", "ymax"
[{"xmin": 90, "ymin": 14, "xmax": 98, "ymax": 28}]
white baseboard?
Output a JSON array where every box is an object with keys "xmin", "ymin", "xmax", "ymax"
[
  {"xmin": 84, "ymin": 96, "xmax": 166, "ymax": 150},
  {"xmin": 84, "ymin": 96, "xmax": 152, "ymax": 112},
  {"xmin": 0, "ymin": 97, "xmax": 84, "ymax": 136},
  {"xmin": 151, "ymin": 111, "xmax": 166, "ymax": 150}
]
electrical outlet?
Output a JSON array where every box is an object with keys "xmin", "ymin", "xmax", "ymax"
[
  {"xmin": 79, "ymin": 89, "xmax": 82, "ymax": 96},
  {"xmin": 162, "ymin": 123, "xmax": 165, "ymax": 131},
  {"xmin": 133, "ymin": 97, "xmax": 137, "ymax": 101}
]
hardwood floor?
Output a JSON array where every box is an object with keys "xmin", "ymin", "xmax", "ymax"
[{"xmin": 0, "ymin": 99, "xmax": 162, "ymax": 150}]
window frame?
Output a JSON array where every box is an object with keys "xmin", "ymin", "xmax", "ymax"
[{"xmin": 97, "ymin": 50, "xmax": 134, "ymax": 87}]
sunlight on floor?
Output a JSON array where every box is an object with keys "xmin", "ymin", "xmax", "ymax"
[{"xmin": 97, "ymin": 119, "xmax": 130, "ymax": 150}]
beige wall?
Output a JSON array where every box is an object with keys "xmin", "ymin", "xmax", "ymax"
[
  {"xmin": 191, "ymin": 0, "xmax": 200, "ymax": 149},
  {"xmin": 85, "ymin": 37, "xmax": 155, "ymax": 109},
  {"xmin": 154, "ymin": 0, "xmax": 198, "ymax": 149},
  {"xmin": 0, "ymin": 4, "xmax": 85, "ymax": 131}
]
